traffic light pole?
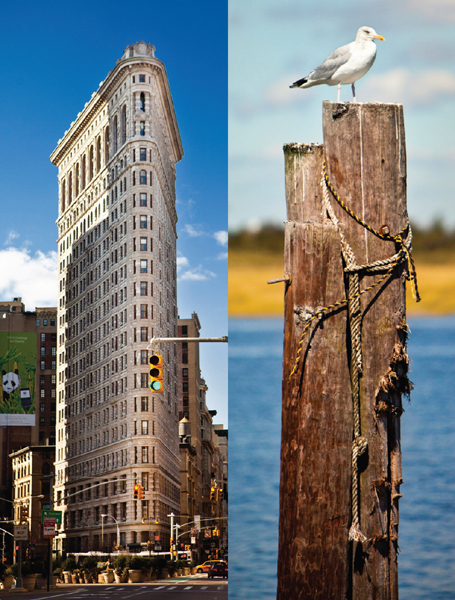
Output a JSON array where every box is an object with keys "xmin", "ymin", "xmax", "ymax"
[{"xmin": 149, "ymin": 336, "xmax": 228, "ymax": 345}]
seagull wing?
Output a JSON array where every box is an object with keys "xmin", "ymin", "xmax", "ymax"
[{"xmin": 308, "ymin": 42, "xmax": 353, "ymax": 83}]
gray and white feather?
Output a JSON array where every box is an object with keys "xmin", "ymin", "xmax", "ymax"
[{"xmin": 290, "ymin": 26, "xmax": 384, "ymax": 102}]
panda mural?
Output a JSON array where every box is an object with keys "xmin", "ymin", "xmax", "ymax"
[{"xmin": 2, "ymin": 369, "xmax": 21, "ymax": 400}]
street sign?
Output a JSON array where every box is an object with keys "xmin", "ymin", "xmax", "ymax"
[
  {"xmin": 204, "ymin": 529, "xmax": 212, "ymax": 538},
  {"xmin": 41, "ymin": 510, "xmax": 62, "ymax": 525},
  {"xmin": 14, "ymin": 525, "xmax": 28, "ymax": 540},
  {"xmin": 191, "ymin": 536, "xmax": 196, "ymax": 544},
  {"xmin": 154, "ymin": 543, "xmax": 162, "ymax": 552},
  {"xmin": 43, "ymin": 518, "xmax": 56, "ymax": 539}
]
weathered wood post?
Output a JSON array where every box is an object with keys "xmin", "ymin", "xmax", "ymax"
[{"xmin": 277, "ymin": 102, "xmax": 414, "ymax": 600}]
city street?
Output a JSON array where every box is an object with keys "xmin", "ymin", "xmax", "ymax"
[{"xmin": 0, "ymin": 579, "xmax": 228, "ymax": 600}]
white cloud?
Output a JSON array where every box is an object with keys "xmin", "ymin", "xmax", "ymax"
[
  {"xmin": 265, "ymin": 74, "xmax": 304, "ymax": 106},
  {"xmin": 214, "ymin": 230, "xmax": 228, "ymax": 246},
  {"xmin": 405, "ymin": 0, "xmax": 455, "ymax": 22},
  {"xmin": 183, "ymin": 224, "xmax": 205, "ymax": 237},
  {"xmin": 217, "ymin": 252, "xmax": 228, "ymax": 260},
  {"xmin": 179, "ymin": 266, "xmax": 216, "ymax": 281},
  {"xmin": 177, "ymin": 255, "xmax": 190, "ymax": 271},
  {"xmin": 0, "ymin": 247, "xmax": 58, "ymax": 308},
  {"xmin": 4, "ymin": 231, "xmax": 19, "ymax": 245},
  {"xmin": 363, "ymin": 68, "xmax": 455, "ymax": 106}
]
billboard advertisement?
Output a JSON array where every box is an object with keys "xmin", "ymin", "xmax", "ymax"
[{"xmin": 0, "ymin": 332, "xmax": 36, "ymax": 426}]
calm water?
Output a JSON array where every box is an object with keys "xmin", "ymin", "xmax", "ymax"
[{"xmin": 229, "ymin": 316, "xmax": 455, "ymax": 600}]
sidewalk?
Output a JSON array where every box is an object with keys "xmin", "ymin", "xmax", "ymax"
[{"xmin": 4, "ymin": 573, "xmax": 210, "ymax": 594}]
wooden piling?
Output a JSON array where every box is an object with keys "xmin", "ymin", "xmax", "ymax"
[{"xmin": 277, "ymin": 102, "xmax": 409, "ymax": 600}]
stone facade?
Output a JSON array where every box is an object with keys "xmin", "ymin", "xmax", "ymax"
[
  {"xmin": 177, "ymin": 314, "xmax": 227, "ymax": 560},
  {"xmin": 49, "ymin": 42, "xmax": 183, "ymax": 553}
]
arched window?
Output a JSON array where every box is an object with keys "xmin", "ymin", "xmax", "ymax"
[
  {"xmin": 89, "ymin": 146, "xmax": 94, "ymax": 181},
  {"xmin": 42, "ymin": 462, "xmax": 51, "ymax": 475},
  {"xmin": 82, "ymin": 155, "xmax": 86, "ymax": 190},
  {"xmin": 113, "ymin": 115, "xmax": 118, "ymax": 154},
  {"xmin": 68, "ymin": 172, "xmax": 73, "ymax": 204},
  {"xmin": 96, "ymin": 136, "xmax": 101, "ymax": 173},
  {"xmin": 75, "ymin": 163, "xmax": 79, "ymax": 197},
  {"xmin": 140, "ymin": 170, "xmax": 147, "ymax": 184},
  {"xmin": 140, "ymin": 92, "xmax": 145, "ymax": 113},
  {"xmin": 121, "ymin": 105, "xmax": 127, "ymax": 145},
  {"xmin": 105, "ymin": 126, "xmax": 110, "ymax": 164},
  {"xmin": 61, "ymin": 179, "xmax": 66, "ymax": 213}
]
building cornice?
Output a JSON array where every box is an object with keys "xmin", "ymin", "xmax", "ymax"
[{"xmin": 50, "ymin": 55, "xmax": 183, "ymax": 167}]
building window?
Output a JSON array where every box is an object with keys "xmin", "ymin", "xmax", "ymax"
[
  {"xmin": 50, "ymin": 319, "xmax": 55, "ymax": 326},
  {"xmin": 140, "ymin": 374, "xmax": 148, "ymax": 388},
  {"xmin": 40, "ymin": 417, "xmax": 45, "ymax": 427},
  {"xmin": 140, "ymin": 92, "xmax": 145, "ymax": 112},
  {"xmin": 140, "ymin": 215, "xmax": 147, "ymax": 229},
  {"xmin": 41, "ymin": 347, "xmax": 45, "ymax": 356},
  {"xmin": 140, "ymin": 148, "xmax": 146, "ymax": 161},
  {"xmin": 40, "ymin": 389, "xmax": 45, "ymax": 398},
  {"xmin": 140, "ymin": 260, "xmax": 147, "ymax": 273},
  {"xmin": 141, "ymin": 421, "xmax": 148, "ymax": 435},
  {"xmin": 183, "ymin": 382, "xmax": 189, "ymax": 393},
  {"xmin": 182, "ymin": 368, "xmax": 188, "ymax": 378},
  {"xmin": 140, "ymin": 282, "xmax": 147, "ymax": 296},
  {"xmin": 139, "ymin": 75, "xmax": 145, "ymax": 83},
  {"xmin": 141, "ymin": 447, "xmax": 149, "ymax": 463},
  {"xmin": 40, "ymin": 361, "xmax": 45, "ymax": 370},
  {"xmin": 51, "ymin": 347, "xmax": 56, "ymax": 356},
  {"xmin": 43, "ymin": 319, "xmax": 48, "ymax": 326},
  {"xmin": 140, "ymin": 237, "xmax": 147, "ymax": 251},
  {"xmin": 140, "ymin": 305, "xmax": 148, "ymax": 319},
  {"xmin": 140, "ymin": 350, "xmax": 148, "ymax": 365},
  {"xmin": 182, "ymin": 326, "xmax": 188, "ymax": 335},
  {"xmin": 140, "ymin": 122, "xmax": 145, "ymax": 136},
  {"xmin": 51, "ymin": 374, "xmax": 56, "ymax": 384},
  {"xmin": 140, "ymin": 193, "xmax": 147, "ymax": 206},
  {"xmin": 51, "ymin": 360, "xmax": 56, "ymax": 370},
  {"xmin": 40, "ymin": 403, "xmax": 45, "ymax": 413},
  {"xmin": 40, "ymin": 333, "xmax": 46, "ymax": 342},
  {"xmin": 141, "ymin": 397, "xmax": 149, "ymax": 411},
  {"xmin": 140, "ymin": 170, "xmax": 147, "ymax": 184},
  {"xmin": 182, "ymin": 354, "xmax": 188, "ymax": 364},
  {"xmin": 36, "ymin": 319, "xmax": 41, "ymax": 327},
  {"xmin": 183, "ymin": 396, "xmax": 189, "ymax": 407},
  {"xmin": 140, "ymin": 327, "xmax": 148, "ymax": 342}
]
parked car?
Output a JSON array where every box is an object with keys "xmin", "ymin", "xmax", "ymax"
[
  {"xmin": 208, "ymin": 561, "xmax": 228, "ymax": 579},
  {"xmin": 195, "ymin": 560, "xmax": 224, "ymax": 573}
]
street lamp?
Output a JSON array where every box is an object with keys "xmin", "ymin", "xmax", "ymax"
[
  {"xmin": 101, "ymin": 514, "xmax": 120, "ymax": 550},
  {"xmin": 167, "ymin": 513, "xmax": 175, "ymax": 560}
]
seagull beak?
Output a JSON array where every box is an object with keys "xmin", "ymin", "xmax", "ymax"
[{"xmin": 375, "ymin": 34, "xmax": 385, "ymax": 41}]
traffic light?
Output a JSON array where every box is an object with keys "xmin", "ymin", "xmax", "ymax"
[
  {"xmin": 137, "ymin": 485, "xmax": 144, "ymax": 500},
  {"xmin": 149, "ymin": 354, "xmax": 164, "ymax": 393},
  {"xmin": 217, "ymin": 488, "xmax": 224, "ymax": 501},
  {"xmin": 210, "ymin": 486, "xmax": 216, "ymax": 501},
  {"xmin": 134, "ymin": 484, "xmax": 140, "ymax": 499},
  {"xmin": 19, "ymin": 505, "xmax": 28, "ymax": 523}
]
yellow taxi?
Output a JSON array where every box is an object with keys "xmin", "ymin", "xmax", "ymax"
[{"xmin": 195, "ymin": 560, "xmax": 224, "ymax": 573}]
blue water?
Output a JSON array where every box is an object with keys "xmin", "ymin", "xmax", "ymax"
[{"xmin": 229, "ymin": 316, "xmax": 455, "ymax": 600}]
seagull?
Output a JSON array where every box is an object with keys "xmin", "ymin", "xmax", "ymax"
[{"xmin": 290, "ymin": 26, "xmax": 384, "ymax": 102}]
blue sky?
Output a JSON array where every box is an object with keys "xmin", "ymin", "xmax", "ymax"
[
  {"xmin": 0, "ymin": 0, "xmax": 228, "ymax": 426},
  {"xmin": 229, "ymin": 0, "xmax": 455, "ymax": 231}
]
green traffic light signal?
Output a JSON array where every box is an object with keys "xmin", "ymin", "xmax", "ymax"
[{"xmin": 150, "ymin": 354, "xmax": 164, "ymax": 393}]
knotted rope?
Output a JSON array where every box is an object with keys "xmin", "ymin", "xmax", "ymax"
[{"xmin": 289, "ymin": 158, "xmax": 420, "ymax": 543}]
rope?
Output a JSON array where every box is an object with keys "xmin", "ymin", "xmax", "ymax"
[{"xmin": 289, "ymin": 158, "xmax": 421, "ymax": 544}]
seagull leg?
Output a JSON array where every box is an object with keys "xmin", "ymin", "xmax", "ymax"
[
  {"xmin": 337, "ymin": 83, "xmax": 341, "ymax": 102},
  {"xmin": 352, "ymin": 83, "xmax": 357, "ymax": 103}
]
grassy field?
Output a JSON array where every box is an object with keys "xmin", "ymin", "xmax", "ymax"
[{"xmin": 229, "ymin": 249, "xmax": 455, "ymax": 317}]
